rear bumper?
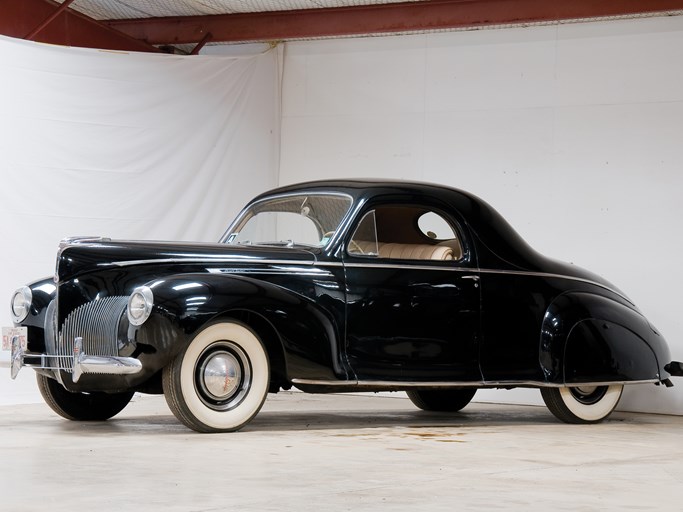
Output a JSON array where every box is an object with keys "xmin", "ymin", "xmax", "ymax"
[{"xmin": 665, "ymin": 361, "xmax": 683, "ymax": 377}]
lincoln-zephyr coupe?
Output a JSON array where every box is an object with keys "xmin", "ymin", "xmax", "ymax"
[{"xmin": 4, "ymin": 180, "xmax": 682, "ymax": 432}]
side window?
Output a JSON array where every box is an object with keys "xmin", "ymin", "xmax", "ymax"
[
  {"xmin": 348, "ymin": 210, "xmax": 378, "ymax": 256},
  {"xmin": 347, "ymin": 205, "xmax": 463, "ymax": 261},
  {"xmin": 417, "ymin": 211, "xmax": 457, "ymax": 241}
]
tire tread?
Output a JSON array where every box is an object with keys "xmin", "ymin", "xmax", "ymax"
[{"xmin": 37, "ymin": 373, "xmax": 133, "ymax": 421}]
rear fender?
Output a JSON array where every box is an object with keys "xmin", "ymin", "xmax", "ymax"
[{"xmin": 540, "ymin": 292, "xmax": 669, "ymax": 384}]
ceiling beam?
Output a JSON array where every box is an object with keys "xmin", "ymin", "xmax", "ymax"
[
  {"xmin": 0, "ymin": 0, "xmax": 160, "ymax": 52},
  {"xmin": 25, "ymin": 0, "xmax": 76, "ymax": 39},
  {"xmin": 105, "ymin": 0, "xmax": 683, "ymax": 45}
]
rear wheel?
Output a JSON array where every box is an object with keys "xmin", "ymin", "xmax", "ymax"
[
  {"xmin": 541, "ymin": 385, "xmax": 623, "ymax": 424},
  {"xmin": 163, "ymin": 322, "xmax": 270, "ymax": 433},
  {"xmin": 36, "ymin": 373, "xmax": 134, "ymax": 421},
  {"xmin": 407, "ymin": 388, "xmax": 476, "ymax": 412}
]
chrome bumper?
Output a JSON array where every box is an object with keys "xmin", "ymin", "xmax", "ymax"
[{"xmin": 9, "ymin": 335, "xmax": 142, "ymax": 383}]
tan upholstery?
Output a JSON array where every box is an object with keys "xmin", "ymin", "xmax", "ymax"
[
  {"xmin": 352, "ymin": 241, "xmax": 454, "ymax": 261},
  {"xmin": 437, "ymin": 240, "xmax": 462, "ymax": 260}
]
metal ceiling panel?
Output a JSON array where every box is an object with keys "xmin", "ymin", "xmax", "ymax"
[
  {"xmin": 70, "ymin": 0, "xmax": 423, "ymax": 19},
  {"xmin": 3, "ymin": 0, "xmax": 682, "ymax": 51}
]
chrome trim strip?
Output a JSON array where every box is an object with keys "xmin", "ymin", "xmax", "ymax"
[
  {"xmin": 316, "ymin": 262, "xmax": 626, "ymax": 299},
  {"xmin": 109, "ymin": 258, "xmax": 316, "ymax": 268},
  {"xmin": 291, "ymin": 378, "xmax": 659, "ymax": 389},
  {"xmin": 208, "ymin": 267, "xmax": 331, "ymax": 277},
  {"xmin": 478, "ymin": 268, "xmax": 602, "ymax": 286},
  {"xmin": 104, "ymin": 258, "xmax": 622, "ymax": 299}
]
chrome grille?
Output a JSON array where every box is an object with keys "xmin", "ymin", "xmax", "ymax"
[{"xmin": 56, "ymin": 296, "xmax": 128, "ymax": 372}]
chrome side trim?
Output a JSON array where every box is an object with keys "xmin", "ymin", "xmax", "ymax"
[
  {"xmin": 110, "ymin": 258, "xmax": 317, "ymax": 268},
  {"xmin": 478, "ymin": 268, "xmax": 606, "ymax": 288},
  {"xmin": 316, "ymin": 262, "xmax": 627, "ymax": 300},
  {"xmin": 208, "ymin": 267, "xmax": 331, "ymax": 277},
  {"xmin": 104, "ymin": 258, "xmax": 622, "ymax": 300},
  {"xmin": 291, "ymin": 378, "xmax": 659, "ymax": 389}
]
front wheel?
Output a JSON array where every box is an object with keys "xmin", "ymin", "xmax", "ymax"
[
  {"xmin": 541, "ymin": 385, "xmax": 623, "ymax": 424},
  {"xmin": 163, "ymin": 321, "xmax": 270, "ymax": 433},
  {"xmin": 407, "ymin": 388, "xmax": 476, "ymax": 412},
  {"xmin": 36, "ymin": 373, "xmax": 134, "ymax": 421}
]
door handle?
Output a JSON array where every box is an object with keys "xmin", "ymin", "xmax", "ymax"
[{"xmin": 461, "ymin": 275, "xmax": 480, "ymax": 287}]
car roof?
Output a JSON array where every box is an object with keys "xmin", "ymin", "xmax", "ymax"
[
  {"xmin": 252, "ymin": 179, "xmax": 540, "ymax": 266},
  {"xmin": 247, "ymin": 179, "xmax": 616, "ymax": 293}
]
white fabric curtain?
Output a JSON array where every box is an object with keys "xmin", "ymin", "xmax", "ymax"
[
  {"xmin": 0, "ymin": 35, "xmax": 279, "ymax": 312},
  {"xmin": 0, "ymin": 36, "xmax": 280, "ymax": 400}
]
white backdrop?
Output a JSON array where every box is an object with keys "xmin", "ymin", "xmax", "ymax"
[
  {"xmin": 280, "ymin": 16, "xmax": 683, "ymax": 414},
  {"xmin": 2, "ymin": 16, "xmax": 683, "ymax": 414},
  {"xmin": 0, "ymin": 36, "xmax": 280, "ymax": 403}
]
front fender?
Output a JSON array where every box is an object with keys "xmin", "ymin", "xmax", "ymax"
[
  {"xmin": 540, "ymin": 292, "xmax": 669, "ymax": 384},
  {"xmin": 15, "ymin": 277, "xmax": 56, "ymax": 353},
  {"xmin": 133, "ymin": 273, "xmax": 345, "ymax": 381}
]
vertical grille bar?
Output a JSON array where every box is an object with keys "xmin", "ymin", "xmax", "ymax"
[{"xmin": 54, "ymin": 296, "xmax": 129, "ymax": 372}]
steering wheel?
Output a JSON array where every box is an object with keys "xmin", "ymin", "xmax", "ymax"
[{"xmin": 348, "ymin": 240, "xmax": 364, "ymax": 254}]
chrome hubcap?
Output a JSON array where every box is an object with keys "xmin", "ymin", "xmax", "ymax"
[
  {"xmin": 202, "ymin": 352, "xmax": 241, "ymax": 399},
  {"xmin": 195, "ymin": 342, "xmax": 252, "ymax": 411},
  {"xmin": 570, "ymin": 385, "xmax": 607, "ymax": 405}
]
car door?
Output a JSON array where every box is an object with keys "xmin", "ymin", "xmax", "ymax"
[{"xmin": 342, "ymin": 201, "xmax": 482, "ymax": 382}]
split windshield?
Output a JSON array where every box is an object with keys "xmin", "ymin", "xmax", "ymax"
[{"xmin": 223, "ymin": 193, "xmax": 352, "ymax": 248}]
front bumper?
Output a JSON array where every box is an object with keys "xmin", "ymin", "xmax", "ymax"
[{"xmin": 8, "ymin": 334, "xmax": 142, "ymax": 383}]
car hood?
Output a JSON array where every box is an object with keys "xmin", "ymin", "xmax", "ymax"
[{"xmin": 56, "ymin": 239, "xmax": 318, "ymax": 282}]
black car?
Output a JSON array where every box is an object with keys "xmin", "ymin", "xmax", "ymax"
[{"xmin": 5, "ymin": 180, "xmax": 681, "ymax": 432}]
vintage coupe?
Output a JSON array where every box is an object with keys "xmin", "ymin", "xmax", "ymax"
[{"xmin": 5, "ymin": 180, "xmax": 682, "ymax": 432}]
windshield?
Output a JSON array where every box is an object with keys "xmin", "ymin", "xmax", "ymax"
[{"xmin": 224, "ymin": 193, "xmax": 353, "ymax": 248}]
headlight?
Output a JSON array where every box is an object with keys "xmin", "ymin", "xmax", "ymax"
[
  {"xmin": 10, "ymin": 286, "xmax": 32, "ymax": 323},
  {"xmin": 127, "ymin": 286, "xmax": 154, "ymax": 326}
]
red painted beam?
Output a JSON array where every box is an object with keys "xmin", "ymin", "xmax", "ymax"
[
  {"xmin": 0, "ymin": 0, "xmax": 160, "ymax": 52},
  {"xmin": 25, "ymin": 0, "xmax": 75, "ymax": 39},
  {"xmin": 190, "ymin": 31, "xmax": 212, "ymax": 55},
  {"xmin": 105, "ymin": 0, "xmax": 683, "ymax": 45}
]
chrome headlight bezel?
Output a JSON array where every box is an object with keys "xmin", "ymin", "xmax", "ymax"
[
  {"xmin": 10, "ymin": 286, "xmax": 33, "ymax": 324},
  {"xmin": 127, "ymin": 286, "xmax": 154, "ymax": 326}
]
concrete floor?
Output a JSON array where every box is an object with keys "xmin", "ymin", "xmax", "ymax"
[{"xmin": 1, "ymin": 392, "xmax": 682, "ymax": 511}]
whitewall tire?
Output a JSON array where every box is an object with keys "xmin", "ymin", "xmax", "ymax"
[
  {"xmin": 541, "ymin": 384, "xmax": 624, "ymax": 424},
  {"xmin": 163, "ymin": 322, "xmax": 270, "ymax": 433}
]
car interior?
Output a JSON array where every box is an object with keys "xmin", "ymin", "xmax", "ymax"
[{"xmin": 348, "ymin": 205, "xmax": 463, "ymax": 261}]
